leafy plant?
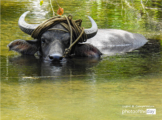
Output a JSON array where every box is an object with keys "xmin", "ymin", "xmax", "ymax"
[
  {"xmin": 40, "ymin": 0, "xmax": 43, "ymax": 6},
  {"xmin": 40, "ymin": 0, "xmax": 64, "ymax": 16}
]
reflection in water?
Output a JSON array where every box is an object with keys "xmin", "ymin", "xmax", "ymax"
[
  {"xmin": 7, "ymin": 55, "xmax": 100, "ymax": 78},
  {"xmin": 6, "ymin": 38, "xmax": 149, "ymax": 79},
  {"xmin": 2, "ymin": 39, "xmax": 160, "ymax": 81},
  {"xmin": 1, "ymin": 0, "xmax": 162, "ymax": 119},
  {"xmin": 27, "ymin": 0, "xmax": 50, "ymax": 23},
  {"xmin": 2, "ymin": 41, "xmax": 162, "ymax": 119}
]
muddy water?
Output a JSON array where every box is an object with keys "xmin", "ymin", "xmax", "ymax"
[{"xmin": 1, "ymin": 0, "xmax": 162, "ymax": 120}]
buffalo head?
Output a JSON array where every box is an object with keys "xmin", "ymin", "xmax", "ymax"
[{"xmin": 8, "ymin": 11, "xmax": 102, "ymax": 62}]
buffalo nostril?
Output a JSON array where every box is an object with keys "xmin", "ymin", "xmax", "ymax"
[
  {"xmin": 49, "ymin": 55, "xmax": 54, "ymax": 60},
  {"xmin": 49, "ymin": 54, "xmax": 63, "ymax": 61}
]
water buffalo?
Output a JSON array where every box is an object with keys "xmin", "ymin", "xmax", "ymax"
[{"xmin": 8, "ymin": 11, "xmax": 148, "ymax": 62}]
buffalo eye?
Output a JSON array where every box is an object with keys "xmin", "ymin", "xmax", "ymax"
[
  {"xmin": 61, "ymin": 33, "xmax": 70, "ymax": 45},
  {"xmin": 41, "ymin": 38, "xmax": 45, "ymax": 44},
  {"xmin": 62, "ymin": 39, "xmax": 69, "ymax": 45},
  {"xmin": 41, "ymin": 38, "xmax": 47, "ymax": 47}
]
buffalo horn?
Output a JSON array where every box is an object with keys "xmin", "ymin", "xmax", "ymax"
[
  {"xmin": 18, "ymin": 11, "xmax": 98, "ymax": 38},
  {"xmin": 84, "ymin": 16, "xmax": 98, "ymax": 39},
  {"xmin": 18, "ymin": 11, "xmax": 39, "ymax": 35}
]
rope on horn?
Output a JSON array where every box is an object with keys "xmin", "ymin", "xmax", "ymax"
[{"xmin": 31, "ymin": 15, "xmax": 87, "ymax": 57}]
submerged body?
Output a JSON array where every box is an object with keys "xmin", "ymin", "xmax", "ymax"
[
  {"xmin": 8, "ymin": 11, "xmax": 148, "ymax": 62},
  {"xmin": 87, "ymin": 29, "xmax": 147, "ymax": 55}
]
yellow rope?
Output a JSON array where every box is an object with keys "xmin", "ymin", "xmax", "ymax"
[{"xmin": 31, "ymin": 15, "xmax": 87, "ymax": 57}]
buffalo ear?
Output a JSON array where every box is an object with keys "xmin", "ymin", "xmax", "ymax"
[
  {"xmin": 8, "ymin": 39, "xmax": 39, "ymax": 55},
  {"xmin": 74, "ymin": 43, "xmax": 102, "ymax": 58}
]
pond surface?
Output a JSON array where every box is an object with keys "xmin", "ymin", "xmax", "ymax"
[{"xmin": 1, "ymin": 0, "xmax": 162, "ymax": 120}]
